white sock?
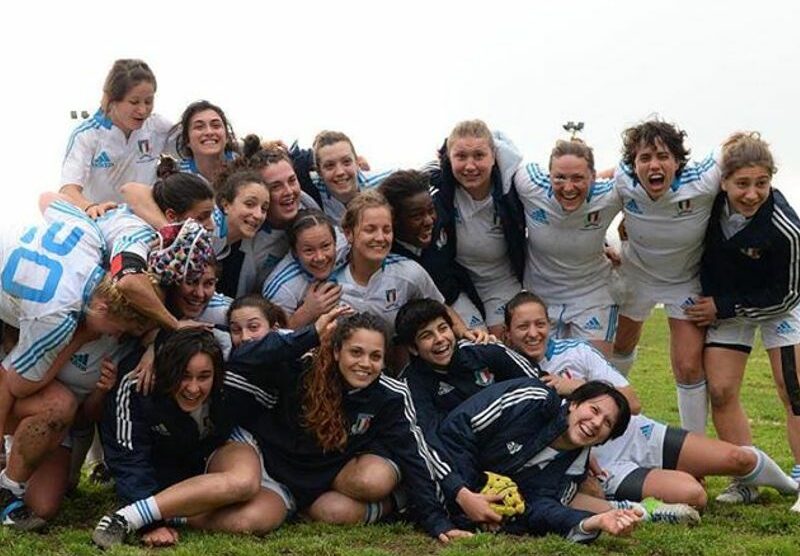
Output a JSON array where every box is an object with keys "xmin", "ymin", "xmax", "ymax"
[
  {"xmin": 739, "ymin": 447, "xmax": 799, "ymax": 494},
  {"xmin": 0, "ymin": 468, "xmax": 25, "ymax": 497},
  {"xmin": 791, "ymin": 464, "xmax": 800, "ymax": 481},
  {"xmin": 611, "ymin": 349, "xmax": 636, "ymax": 377},
  {"xmin": 676, "ymin": 381, "xmax": 707, "ymax": 433},
  {"xmin": 363, "ymin": 501, "xmax": 385, "ymax": 524},
  {"xmin": 116, "ymin": 496, "xmax": 162, "ymax": 531}
]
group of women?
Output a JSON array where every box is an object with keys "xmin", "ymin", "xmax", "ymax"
[{"xmin": 0, "ymin": 57, "xmax": 798, "ymax": 547}]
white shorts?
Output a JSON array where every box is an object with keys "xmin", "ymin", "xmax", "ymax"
[
  {"xmin": 618, "ymin": 275, "xmax": 701, "ymax": 322},
  {"xmin": 706, "ymin": 306, "xmax": 800, "ymax": 351},
  {"xmin": 594, "ymin": 415, "xmax": 667, "ymax": 497},
  {"xmin": 450, "ymin": 292, "xmax": 486, "ymax": 330},
  {"xmin": 548, "ymin": 303, "xmax": 619, "ymax": 344},
  {"xmin": 223, "ymin": 427, "xmax": 296, "ymax": 512},
  {"xmin": 473, "ymin": 276, "xmax": 521, "ymax": 328}
]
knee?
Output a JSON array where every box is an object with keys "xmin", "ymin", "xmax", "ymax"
[
  {"xmin": 707, "ymin": 382, "xmax": 738, "ymax": 409},
  {"xmin": 343, "ymin": 464, "xmax": 396, "ymax": 501},
  {"xmin": 26, "ymin": 493, "xmax": 63, "ymax": 520},
  {"xmin": 683, "ymin": 482, "xmax": 708, "ymax": 509},
  {"xmin": 728, "ymin": 447, "xmax": 758, "ymax": 476},
  {"xmin": 227, "ymin": 506, "xmax": 285, "ymax": 534},
  {"xmin": 223, "ymin": 471, "xmax": 261, "ymax": 503},
  {"xmin": 673, "ymin": 357, "xmax": 703, "ymax": 382},
  {"xmin": 42, "ymin": 387, "xmax": 79, "ymax": 429},
  {"xmin": 308, "ymin": 493, "xmax": 362, "ymax": 525}
]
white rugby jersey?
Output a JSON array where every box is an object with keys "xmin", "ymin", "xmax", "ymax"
[
  {"xmin": 516, "ymin": 163, "xmax": 622, "ymax": 305},
  {"xmin": 312, "ymin": 169, "xmax": 394, "ymax": 223},
  {"xmin": 0, "ymin": 206, "xmax": 106, "ymax": 381},
  {"xmin": 61, "ymin": 110, "xmax": 172, "ymax": 204},
  {"xmin": 453, "ymin": 187, "xmax": 518, "ymax": 296},
  {"xmin": 614, "ymin": 151, "xmax": 721, "ymax": 287},
  {"xmin": 537, "ymin": 338, "xmax": 629, "ymax": 388},
  {"xmin": 330, "ymin": 254, "xmax": 444, "ymax": 334},
  {"xmin": 198, "ymin": 292, "xmax": 233, "ymax": 326},
  {"xmin": 57, "ymin": 335, "xmax": 134, "ymax": 401},
  {"xmin": 261, "ymin": 232, "xmax": 349, "ymax": 316},
  {"xmin": 46, "ymin": 199, "xmax": 156, "ymax": 265}
]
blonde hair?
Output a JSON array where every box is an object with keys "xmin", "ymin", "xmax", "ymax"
[
  {"xmin": 90, "ymin": 275, "xmax": 155, "ymax": 331},
  {"xmin": 721, "ymin": 132, "xmax": 777, "ymax": 180},
  {"xmin": 447, "ymin": 119, "xmax": 495, "ymax": 153},
  {"xmin": 341, "ymin": 190, "xmax": 392, "ymax": 234},
  {"xmin": 312, "ymin": 130, "xmax": 356, "ymax": 166}
]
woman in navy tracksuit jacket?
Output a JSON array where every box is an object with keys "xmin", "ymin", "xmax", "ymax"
[
  {"xmin": 438, "ymin": 377, "xmax": 639, "ymax": 542},
  {"xmin": 225, "ymin": 311, "xmax": 468, "ymax": 541},
  {"xmin": 428, "ymin": 122, "xmax": 527, "ymax": 334}
]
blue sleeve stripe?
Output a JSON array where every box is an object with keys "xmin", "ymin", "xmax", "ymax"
[
  {"xmin": 48, "ymin": 200, "xmax": 106, "ymax": 253},
  {"xmin": 525, "ymin": 163, "xmax": 552, "ymax": 191},
  {"xmin": 63, "ymin": 120, "xmax": 101, "ymax": 161},
  {"xmin": 13, "ymin": 314, "xmax": 78, "ymax": 374},
  {"xmin": 263, "ymin": 264, "xmax": 304, "ymax": 298}
]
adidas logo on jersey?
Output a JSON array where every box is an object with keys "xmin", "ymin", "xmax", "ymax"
[
  {"xmin": 437, "ymin": 382, "xmax": 455, "ymax": 396},
  {"xmin": 680, "ymin": 297, "xmax": 696, "ymax": 309},
  {"xmin": 91, "ymin": 151, "xmax": 113, "ymax": 168},
  {"xmin": 469, "ymin": 315, "xmax": 484, "ymax": 328},
  {"xmin": 506, "ymin": 441, "xmax": 523, "ymax": 455},
  {"xmin": 639, "ymin": 423, "xmax": 654, "ymax": 439},
  {"xmin": 530, "ymin": 208, "xmax": 549, "ymax": 225},
  {"xmin": 625, "ymin": 199, "xmax": 643, "ymax": 215},
  {"xmin": 474, "ymin": 369, "xmax": 495, "ymax": 387},
  {"xmin": 70, "ymin": 353, "xmax": 90, "ymax": 371},
  {"xmin": 776, "ymin": 321, "xmax": 796, "ymax": 336},
  {"xmin": 151, "ymin": 424, "xmax": 171, "ymax": 436},
  {"xmin": 584, "ymin": 317, "xmax": 602, "ymax": 331}
]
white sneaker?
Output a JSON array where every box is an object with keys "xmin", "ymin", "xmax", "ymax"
[
  {"xmin": 791, "ymin": 493, "xmax": 800, "ymax": 513},
  {"xmin": 715, "ymin": 481, "xmax": 760, "ymax": 504},
  {"xmin": 649, "ymin": 502, "xmax": 701, "ymax": 525}
]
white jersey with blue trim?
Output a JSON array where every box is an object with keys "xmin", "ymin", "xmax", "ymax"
[
  {"xmin": 58, "ymin": 335, "xmax": 135, "ymax": 401},
  {"xmin": 330, "ymin": 254, "xmax": 445, "ymax": 335},
  {"xmin": 61, "ymin": 110, "xmax": 172, "ymax": 204},
  {"xmin": 198, "ymin": 292, "xmax": 233, "ymax": 326},
  {"xmin": 0, "ymin": 206, "xmax": 106, "ymax": 381},
  {"xmin": 516, "ymin": 163, "xmax": 622, "ymax": 305},
  {"xmin": 614, "ymin": 150, "xmax": 721, "ymax": 287},
  {"xmin": 537, "ymin": 338, "xmax": 629, "ymax": 388},
  {"xmin": 177, "ymin": 151, "xmax": 236, "ymax": 185},
  {"xmin": 47, "ymin": 199, "xmax": 156, "ymax": 265},
  {"xmin": 312, "ymin": 169, "xmax": 394, "ymax": 223},
  {"xmin": 262, "ymin": 232, "xmax": 349, "ymax": 317}
]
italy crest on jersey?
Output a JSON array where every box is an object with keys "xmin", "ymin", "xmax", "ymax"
[
  {"xmin": 350, "ymin": 413, "xmax": 373, "ymax": 435},
  {"xmin": 740, "ymin": 247, "xmax": 762, "ymax": 260},
  {"xmin": 584, "ymin": 211, "xmax": 600, "ymax": 229},
  {"xmin": 676, "ymin": 199, "xmax": 693, "ymax": 216},
  {"xmin": 474, "ymin": 368, "xmax": 495, "ymax": 386},
  {"xmin": 137, "ymin": 139, "xmax": 156, "ymax": 163},
  {"xmin": 385, "ymin": 288, "xmax": 397, "ymax": 306}
]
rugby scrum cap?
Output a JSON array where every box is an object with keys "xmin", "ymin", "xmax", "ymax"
[{"xmin": 148, "ymin": 219, "xmax": 213, "ymax": 286}]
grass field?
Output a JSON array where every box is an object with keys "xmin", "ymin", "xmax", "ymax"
[{"xmin": 2, "ymin": 309, "xmax": 800, "ymax": 555}]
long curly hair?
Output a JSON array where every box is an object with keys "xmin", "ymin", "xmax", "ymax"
[{"xmin": 302, "ymin": 313, "xmax": 387, "ymax": 452}]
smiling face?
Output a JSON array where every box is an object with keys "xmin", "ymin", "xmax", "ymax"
[
  {"xmin": 396, "ymin": 191, "xmax": 437, "ymax": 248},
  {"xmin": 221, "ymin": 182, "xmax": 269, "ymax": 239},
  {"xmin": 550, "ymin": 155, "xmax": 594, "ymax": 212},
  {"xmin": 262, "ymin": 161, "xmax": 302, "ymax": 228},
  {"xmin": 335, "ymin": 328, "xmax": 385, "ymax": 389},
  {"xmin": 506, "ymin": 301, "xmax": 550, "ymax": 361},
  {"xmin": 170, "ymin": 264, "xmax": 217, "ymax": 319},
  {"xmin": 174, "ymin": 352, "xmax": 215, "ymax": 412},
  {"xmin": 109, "ymin": 81, "xmax": 155, "ymax": 136},
  {"xmin": 187, "ymin": 108, "xmax": 226, "ymax": 159},
  {"xmin": 722, "ymin": 165, "xmax": 771, "ymax": 218},
  {"xmin": 317, "ymin": 140, "xmax": 359, "ymax": 200},
  {"xmin": 228, "ymin": 306, "xmax": 272, "ymax": 347},
  {"xmin": 448, "ymin": 136, "xmax": 495, "ymax": 199},
  {"xmin": 410, "ymin": 317, "xmax": 456, "ymax": 367},
  {"xmin": 633, "ymin": 138, "xmax": 680, "ymax": 200},
  {"xmin": 346, "ymin": 206, "xmax": 393, "ymax": 265},
  {"xmin": 564, "ymin": 394, "xmax": 619, "ymax": 448},
  {"xmin": 294, "ymin": 223, "xmax": 337, "ymax": 280}
]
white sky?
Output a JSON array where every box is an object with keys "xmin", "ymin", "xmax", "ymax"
[{"xmin": 2, "ymin": 0, "xmax": 799, "ymax": 225}]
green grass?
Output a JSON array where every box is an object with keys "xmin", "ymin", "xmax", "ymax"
[{"xmin": 2, "ymin": 309, "xmax": 799, "ymax": 555}]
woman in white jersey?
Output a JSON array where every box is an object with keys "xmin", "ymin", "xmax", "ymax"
[
  {"xmin": 173, "ymin": 100, "xmax": 239, "ymax": 185},
  {"xmin": 513, "ymin": 139, "xmax": 622, "ymax": 357},
  {"xmin": 428, "ymin": 120, "xmax": 526, "ymax": 337},
  {"xmin": 611, "ymin": 120, "xmax": 721, "ymax": 434},
  {"xmin": 504, "ymin": 291, "xmax": 799, "ymax": 510},
  {"xmin": 328, "ymin": 191, "xmax": 481, "ymax": 370},
  {"xmin": 60, "ymin": 59, "xmax": 171, "ymax": 214},
  {"xmin": 262, "ymin": 209, "xmax": 348, "ymax": 329}
]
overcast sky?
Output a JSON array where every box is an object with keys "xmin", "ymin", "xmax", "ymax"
[{"xmin": 3, "ymin": 0, "xmax": 799, "ymax": 225}]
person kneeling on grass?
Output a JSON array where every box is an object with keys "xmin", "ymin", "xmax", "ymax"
[
  {"xmin": 92, "ymin": 329, "xmax": 285, "ymax": 548},
  {"xmin": 439, "ymin": 378, "xmax": 643, "ymax": 543}
]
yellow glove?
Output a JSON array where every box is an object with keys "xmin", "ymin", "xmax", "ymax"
[{"xmin": 480, "ymin": 471, "xmax": 525, "ymax": 517}]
